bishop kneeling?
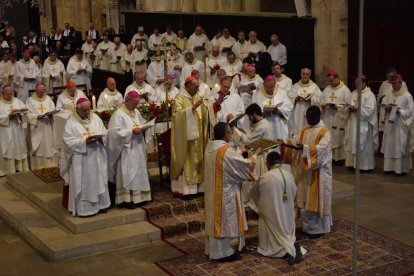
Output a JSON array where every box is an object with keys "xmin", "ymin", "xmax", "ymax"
[
  {"xmin": 26, "ymin": 83, "xmax": 58, "ymax": 169},
  {"xmin": 60, "ymin": 97, "xmax": 110, "ymax": 217},
  {"xmin": 107, "ymin": 91, "xmax": 152, "ymax": 209},
  {"xmin": 0, "ymin": 84, "xmax": 29, "ymax": 176}
]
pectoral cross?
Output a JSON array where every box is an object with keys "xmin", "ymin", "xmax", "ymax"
[
  {"xmin": 82, "ymin": 128, "xmax": 95, "ymax": 137},
  {"xmin": 300, "ymin": 89, "xmax": 307, "ymax": 98},
  {"xmin": 352, "ymin": 98, "xmax": 358, "ymax": 106},
  {"xmin": 25, "ymin": 66, "xmax": 31, "ymax": 73},
  {"xmin": 50, "ymin": 66, "xmax": 58, "ymax": 74},
  {"xmin": 230, "ymin": 67, "xmax": 236, "ymax": 75},
  {"xmin": 8, "ymin": 105, "xmax": 14, "ymax": 113},
  {"xmin": 38, "ymin": 104, "xmax": 46, "ymax": 113},
  {"xmin": 268, "ymin": 98, "xmax": 272, "ymax": 106},
  {"xmin": 329, "ymin": 93, "xmax": 337, "ymax": 102}
]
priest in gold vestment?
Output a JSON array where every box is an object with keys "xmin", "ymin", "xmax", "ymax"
[
  {"xmin": 280, "ymin": 106, "xmax": 332, "ymax": 238},
  {"xmin": 170, "ymin": 77, "xmax": 209, "ymax": 196}
]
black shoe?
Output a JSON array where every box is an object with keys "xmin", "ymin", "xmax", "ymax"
[
  {"xmin": 99, "ymin": 208, "xmax": 108, "ymax": 214},
  {"xmin": 294, "ymin": 242, "xmax": 302, "ymax": 264},
  {"xmin": 384, "ymin": 171, "xmax": 394, "ymax": 175},
  {"xmin": 284, "ymin": 253, "xmax": 295, "ymax": 266},
  {"xmin": 117, "ymin": 202, "xmax": 128, "ymax": 208},
  {"xmin": 215, "ymin": 252, "xmax": 242, "ymax": 263},
  {"xmin": 308, "ymin": 233, "xmax": 323, "ymax": 239},
  {"xmin": 134, "ymin": 202, "xmax": 147, "ymax": 208},
  {"xmin": 395, "ymin": 172, "xmax": 407, "ymax": 177},
  {"xmin": 126, "ymin": 202, "xmax": 136, "ymax": 209},
  {"xmin": 239, "ymin": 246, "xmax": 255, "ymax": 254}
]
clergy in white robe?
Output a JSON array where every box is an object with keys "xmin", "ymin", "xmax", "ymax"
[
  {"xmin": 221, "ymin": 52, "xmax": 242, "ymax": 78},
  {"xmin": 146, "ymin": 54, "xmax": 168, "ymax": 88},
  {"xmin": 345, "ymin": 77, "xmax": 378, "ymax": 170},
  {"xmin": 251, "ymin": 151, "xmax": 304, "ymax": 265},
  {"xmin": 206, "ymin": 46, "xmax": 226, "ymax": 88},
  {"xmin": 42, "ymin": 51, "xmax": 66, "ymax": 94},
  {"xmin": 204, "ymin": 122, "xmax": 259, "ymax": 262},
  {"xmin": 161, "ymin": 27, "xmax": 177, "ymax": 44},
  {"xmin": 267, "ymin": 35, "xmax": 287, "ymax": 66},
  {"xmin": 152, "ymin": 75, "xmax": 179, "ymax": 103},
  {"xmin": 148, "ymin": 29, "xmax": 163, "ymax": 51},
  {"xmin": 14, "ymin": 50, "xmax": 41, "ymax": 103},
  {"xmin": 377, "ymin": 68, "xmax": 408, "ymax": 133},
  {"xmin": 107, "ymin": 91, "xmax": 152, "ymax": 208},
  {"xmin": 130, "ymin": 41, "xmax": 148, "ymax": 73},
  {"xmin": 186, "ymin": 26, "xmax": 210, "ymax": 62},
  {"xmin": 97, "ymin": 77, "xmax": 123, "ymax": 111},
  {"xmin": 66, "ymin": 49, "xmax": 92, "ymax": 90},
  {"xmin": 380, "ymin": 75, "xmax": 414, "ymax": 174},
  {"xmin": 289, "ymin": 68, "xmax": 323, "ymax": 136},
  {"xmin": 273, "ymin": 63, "xmax": 293, "ymax": 92},
  {"xmin": 121, "ymin": 44, "xmax": 133, "ymax": 73},
  {"xmin": 0, "ymin": 85, "xmax": 29, "ymax": 176},
  {"xmin": 60, "ymin": 97, "xmax": 110, "ymax": 217},
  {"xmin": 81, "ymin": 36, "xmax": 94, "ymax": 64},
  {"xmin": 170, "ymin": 77, "xmax": 209, "ymax": 196},
  {"xmin": 210, "ymin": 77, "xmax": 244, "ymax": 127},
  {"xmin": 56, "ymin": 81, "xmax": 87, "ymax": 111},
  {"xmin": 253, "ymin": 75, "xmax": 293, "ymax": 140},
  {"xmin": 217, "ymin": 28, "xmax": 236, "ymax": 55},
  {"xmin": 321, "ymin": 71, "xmax": 351, "ymax": 161},
  {"xmin": 233, "ymin": 64, "xmax": 263, "ymax": 122},
  {"xmin": 167, "ymin": 48, "xmax": 184, "ymax": 87},
  {"xmin": 245, "ymin": 32, "xmax": 266, "ymax": 54},
  {"xmin": 280, "ymin": 106, "xmax": 332, "ymax": 237},
  {"xmin": 26, "ymin": 83, "xmax": 58, "ymax": 169},
  {"xmin": 130, "ymin": 27, "xmax": 148, "ymax": 49},
  {"xmin": 180, "ymin": 52, "xmax": 205, "ymax": 87},
  {"xmin": 0, "ymin": 53, "xmax": 13, "ymax": 86},
  {"xmin": 232, "ymin": 32, "xmax": 249, "ymax": 60},
  {"xmin": 124, "ymin": 69, "xmax": 155, "ymax": 103},
  {"xmin": 96, "ymin": 35, "xmax": 115, "ymax": 71},
  {"xmin": 108, "ymin": 37, "xmax": 126, "ymax": 73}
]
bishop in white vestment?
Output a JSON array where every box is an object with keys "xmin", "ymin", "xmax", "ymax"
[
  {"xmin": 66, "ymin": 50, "xmax": 92, "ymax": 90},
  {"xmin": 14, "ymin": 50, "xmax": 41, "ymax": 102},
  {"xmin": 56, "ymin": 81, "xmax": 87, "ymax": 111},
  {"xmin": 289, "ymin": 68, "xmax": 322, "ymax": 136},
  {"xmin": 321, "ymin": 71, "xmax": 350, "ymax": 161},
  {"xmin": 204, "ymin": 122, "xmax": 259, "ymax": 262},
  {"xmin": 60, "ymin": 98, "xmax": 110, "ymax": 217},
  {"xmin": 0, "ymin": 85, "xmax": 29, "ymax": 176},
  {"xmin": 26, "ymin": 83, "xmax": 58, "ymax": 169},
  {"xmin": 97, "ymin": 77, "xmax": 123, "ymax": 111},
  {"xmin": 42, "ymin": 51, "xmax": 66, "ymax": 93},
  {"xmin": 124, "ymin": 69, "xmax": 155, "ymax": 103},
  {"xmin": 345, "ymin": 77, "xmax": 378, "ymax": 170},
  {"xmin": 380, "ymin": 75, "xmax": 414, "ymax": 174},
  {"xmin": 107, "ymin": 91, "xmax": 152, "ymax": 208}
]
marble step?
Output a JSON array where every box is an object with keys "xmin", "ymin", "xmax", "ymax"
[
  {"xmin": 0, "ymin": 182, "xmax": 161, "ymax": 261},
  {"xmin": 6, "ymin": 172, "xmax": 146, "ymax": 234}
]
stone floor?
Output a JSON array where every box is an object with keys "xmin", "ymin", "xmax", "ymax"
[{"xmin": 0, "ymin": 158, "xmax": 413, "ymax": 275}]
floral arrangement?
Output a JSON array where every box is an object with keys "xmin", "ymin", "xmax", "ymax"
[
  {"xmin": 97, "ymin": 107, "xmax": 116, "ymax": 128},
  {"xmin": 139, "ymin": 99, "xmax": 174, "ymax": 122}
]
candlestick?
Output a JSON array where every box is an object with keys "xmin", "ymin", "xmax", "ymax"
[
  {"xmin": 92, "ymin": 95, "xmax": 96, "ymax": 111},
  {"xmin": 104, "ymin": 94, "xmax": 108, "ymax": 108}
]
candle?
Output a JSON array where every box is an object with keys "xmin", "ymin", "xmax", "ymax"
[
  {"xmin": 214, "ymin": 83, "xmax": 220, "ymax": 92},
  {"xmin": 92, "ymin": 95, "xmax": 96, "ymax": 111},
  {"xmin": 104, "ymin": 94, "xmax": 108, "ymax": 108}
]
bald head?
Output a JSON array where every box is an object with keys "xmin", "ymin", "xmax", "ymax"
[
  {"xmin": 301, "ymin": 68, "xmax": 312, "ymax": 83},
  {"xmin": 2, "ymin": 85, "xmax": 13, "ymax": 101},
  {"xmin": 212, "ymin": 45, "xmax": 220, "ymax": 57},
  {"xmin": 35, "ymin": 84, "xmax": 45, "ymax": 98},
  {"xmin": 106, "ymin": 77, "xmax": 116, "ymax": 91}
]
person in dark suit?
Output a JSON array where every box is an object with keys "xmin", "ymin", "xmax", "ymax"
[{"xmin": 85, "ymin": 22, "xmax": 100, "ymax": 42}]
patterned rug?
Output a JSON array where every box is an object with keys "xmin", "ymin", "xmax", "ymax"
[
  {"xmin": 32, "ymin": 167, "xmax": 63, "ymax": 183},
  {"xmin": 155, "ymin": 219, "xmax": 414, "ymax": 275}
]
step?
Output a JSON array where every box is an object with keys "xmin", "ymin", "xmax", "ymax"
[
  {"xmin": 6, "ymin": 171, "xmax": 146, "ymax": 234},
  {"xmin": 0, "ymin": 182, "xmax": 161, "ymax": 261}
]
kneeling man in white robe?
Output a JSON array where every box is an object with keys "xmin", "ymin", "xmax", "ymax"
[
  {"xmin": 204, "ymin": 122, "xmax": 261, "ymax": 262},
  {"xmin": 251, "ymin": 151, "xmax": 305, "ymax": 265},
  {"xmin": 26, "ymin": 83, "xmax": 58, "ymax": 169},
  {"xmin": 107, "ymin": 91, "xmax": 152, "ymax": 209},
  {"xmin": 60, "ymin": 97, "xmax": 110, "ymax": 217}
]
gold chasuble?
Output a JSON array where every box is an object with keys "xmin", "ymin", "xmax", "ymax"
[
  {"xmin": 170, "ymin": 92, "xmax": 209, "ymax": 187},
  {"xmin": 281, "ymin": 123, "xmax": 332, "ymax": 217}
]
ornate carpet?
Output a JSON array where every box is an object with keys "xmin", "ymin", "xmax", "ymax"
[
  {"xmin": 154, "ymin": 218, "xmax": 414, "ymax": 275},
  {"xmin": 32, "ymin": 167, "xmax": 63, "ymax": 183}
]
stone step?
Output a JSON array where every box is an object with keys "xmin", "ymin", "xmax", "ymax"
[
  {"xmin": 0, "ymin": 182, "xmax": 161, "ymax": 261},
  {"xmin": 6, "ymin": 172, "xmax": 147, "ymax": 234}
]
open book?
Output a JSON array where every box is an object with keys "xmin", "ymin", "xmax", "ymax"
[
  {"xmin": 249, "ymin": 138, "xmax": 280, "ymax": 151},
  {"xmin": 228, "ymin": 113, "xmax": 245, "ymax": 127},
  {"xmin": 140, "ymin": 118, "xmax": 156, "ymax": 131},
  {"xmin": 299, "ymin": 93, "xmax": 312, "ymax": 101},
  {"xmin": 42, "ymin": 110, "xmax": 60, "ymax": 117},
  {"xmin": 239, "ymin": 83, "xmax": 256, "ymax": 94},
  {"xmin": 263, "ymin": 101, "xmax": 283, "ymax": 113},
  {"xmin": 87, "ymin": 134, "xmax": 105, "ymax": 140},
  {"xmin": 9, "ymin": 108, "xmax": 28, "ymax": 115}
]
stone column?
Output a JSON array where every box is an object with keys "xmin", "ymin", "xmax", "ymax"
[
  {"xmin": 242, "ymin": 0, "xmax": 260, "ymax": 12},
  {"xmin": 311, "ymin": 0, "xmax": 348, "ymax": 87},
  {"xmin": 39, "ymin": 0, "xmax": 54, "ymax": 32},
  {"xmin": 218, "ymin": 0, "xmax": 242, "ymax": 12},
  {"xmin": 106, "ymin": 0, "xmax": 121, "ymax": 32},
  {"xmin": 181, "ymin": 0, "xmax": 195, "ymax": 12},
  {"xmin": 196, "ymin": 0, "xmax": 217, "ymax": 12}
]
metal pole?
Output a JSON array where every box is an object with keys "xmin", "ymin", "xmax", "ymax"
[
  {"xmin": 352, "ymin": 0, "xmax": 364, "ymax": 274},
  {"xmin": 163, "ymin": 40, "xmax": 169, "ymax": 129}
]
